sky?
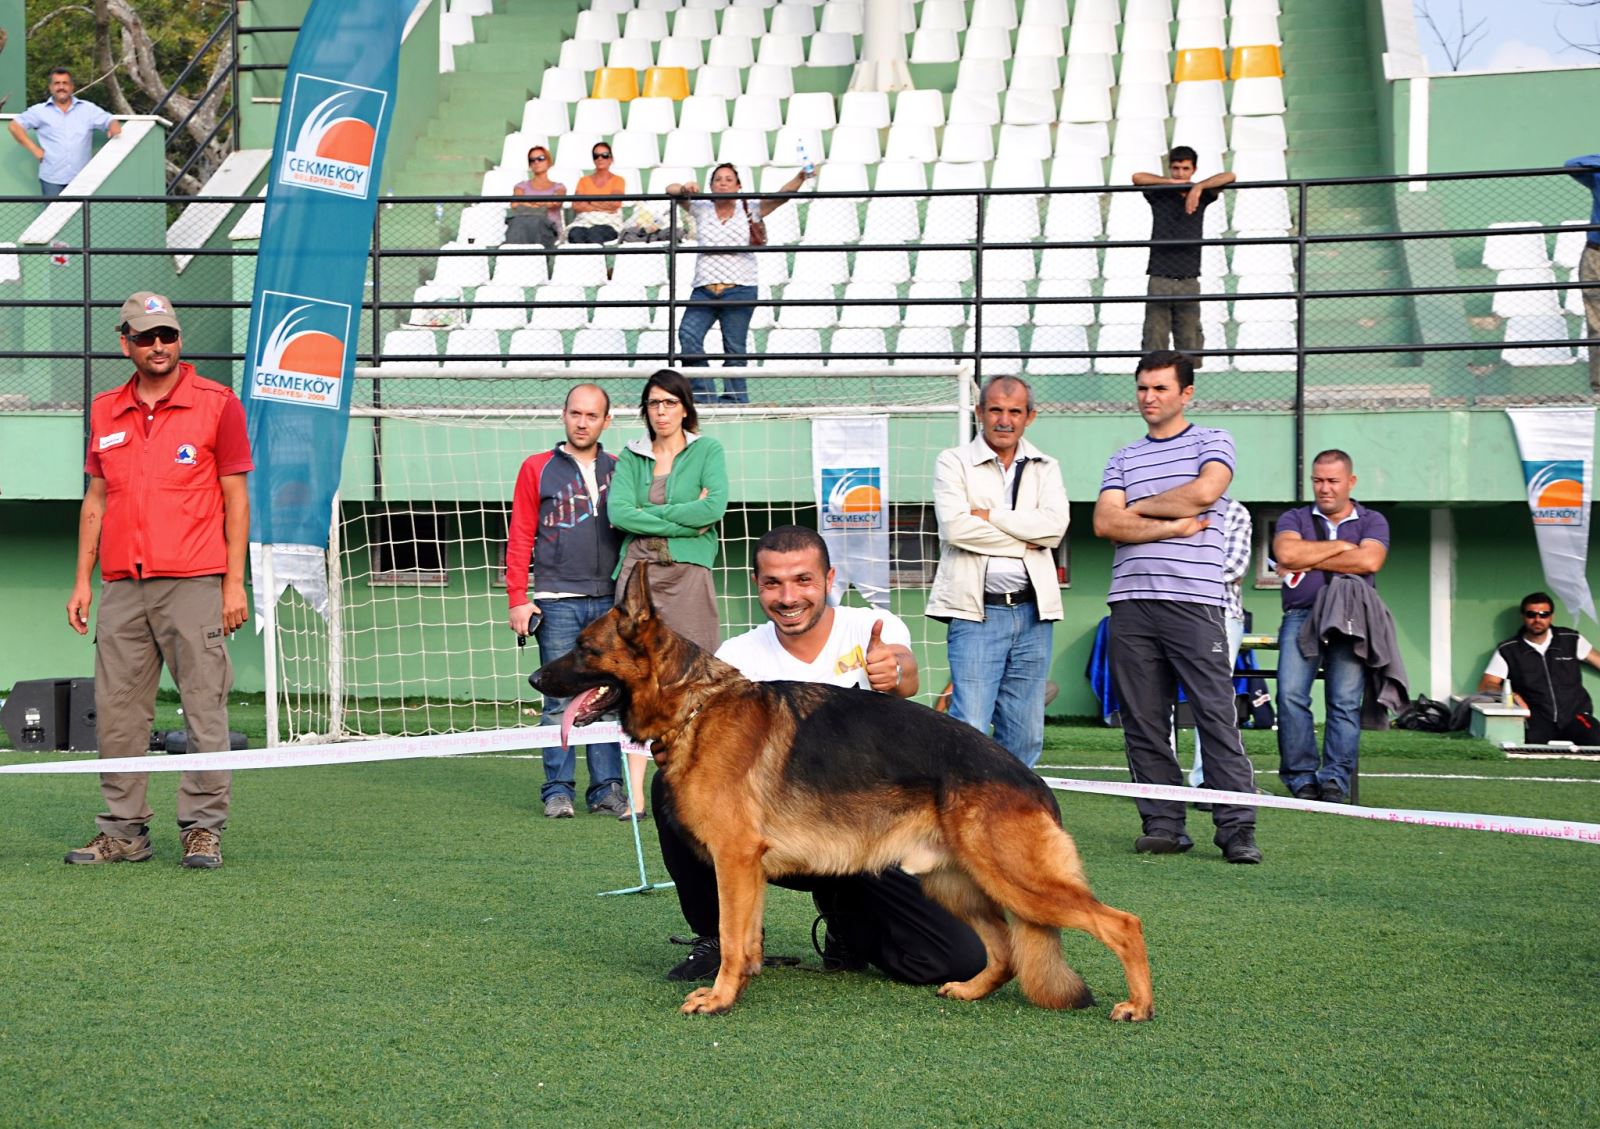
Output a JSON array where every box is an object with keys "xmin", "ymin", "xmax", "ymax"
[{"xmin": 1413, "ymin": 0, "xmax": 1599, "ymax": 71}]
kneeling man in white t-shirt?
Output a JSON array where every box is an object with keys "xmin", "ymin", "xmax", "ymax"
[{"xmin": 655, "ymin": 525, "xmax": 987, "ymax": 984}]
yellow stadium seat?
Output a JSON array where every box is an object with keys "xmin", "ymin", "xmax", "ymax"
[
  {"xmin": 1230, "ymin": 44, "xmax": 1284, "ymax": 80},
  {"xmin": 641, "ymin": 66, "xmax": 690, "ymax": 101},
  {"xmin": 591, "ymin": 67, "xmax": 640, "ymax": 102},
  {"xmin": 1173, "ymin": 47, "xmax": 1226, "ymax": 83}
]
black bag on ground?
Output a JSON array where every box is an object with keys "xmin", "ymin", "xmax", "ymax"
[{"xmin": 1395, "ymin": 695, "xmax": 1453, "ymax": 732}]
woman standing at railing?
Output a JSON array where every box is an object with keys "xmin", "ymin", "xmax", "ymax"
[
  {"xmin": 667, "ymin": 162, "xmax": 813, "ymax": 404},
  {"xmin": 505, "ymin": 145, "xmax": 564, "ymax": 247}
]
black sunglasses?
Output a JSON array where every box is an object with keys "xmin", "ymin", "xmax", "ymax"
[
  {"xmin": 1524, "ymin": 609, "xmax": 1554, "ymax": 618},
  {"xmin": 592, "ymin": 151, "xmax": 613, "ymax": 159},
  {"xmin": 125, "ymin": 326, "xmax": 179, "ymax": 346},
  {"xmin": 529, "ymin": 154, "xmax": 549, "ymax": 163}
]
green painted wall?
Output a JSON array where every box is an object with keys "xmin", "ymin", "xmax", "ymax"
[{"xmin": 0, "ymin": 1, "xmax": 24, "ymax": 123}]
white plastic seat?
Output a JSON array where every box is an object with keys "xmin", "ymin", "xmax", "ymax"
[
  {"xmin": 1107, "ymin": 151, "xmax": 1164, "ymax": 185},
  {"xmin": 574, "ymin": 9, "xmax": 620, "ymax": 42},
  {"xmin": 1233, "ymin": 321, "xmax": 1296, "ymax": 371},
  {"xmin": 1231, "ymin": 78, "xmax": 1286, "ymax": 116},
  {"xmin": 807, "ymin": 32, "xmax": 857, "ymax": 66},
  {"xmin": 522, "ymin": 98, "xmax": 571, "ymax": 137},
  {"xmin": 1172, "ymin": 81, "xmax": 1226, "ymax": 117},
  {"xmin": 915, "ymin": 248, "xmax": 976, "ymax": 283},
  {"xmin": 560, "ymin": 39, "xmax": 605, "ymax": 72},
  {"xmin": 1118, "ymin": 50, "xmax": 1173, "ymax": 84},
  {"xmin": 815, "ymin": 162, "xmax": 868, "ymax": 194},
  {"xmin": 491, "ymin": 247, "xmax": 551, "ymax": 289},
  {"xmin": 1116, "ymin": 83, "xmax": 1171, "ymax": 120},
  {"xmin": 894, "ymin": 89, "xmax": 947, "ymax": 128},
  {"xmin": 1554, "ymin": 221, "xmax": 1592, "ymax": 270},
  {"xmin": 611, "ymin": 129, "xmax": 663, "ymax": 169},
  {"xmin": 925, "ymin": 165, "xmax": 987, "ymax": 243},
  {"xmin": 1076, "ymin": 0, "xmax": 1124, "ymax": 20},
  {"xmin": 775, "ymin": 281, "xmax": 838, "ymax": 328},
  {"xmin": 1039, "ymin": 247, "xmax": 1101, "ymax": 281},
  {"xmin": 381, "ymin": 328, "xmax": 441, "ymax": 372},
  {"xmin": 1102, "ymin": 246, "xmax": 1149, "ymax": 278},
  {"xmin": 554, "ymin": 129, "xmax": 604, "ymax": 168},
  {"xmin": 991, "ymin": 155, "xmax": 1046, "ymax": 190},
  {"xmin": 757, "ymin": 33, "xmax": 805, "ymax": 67},
  {"xmin": 1121, "ymin": 20, "xmax": 1174, "ymax": 52},
  {"xmin": 1230, "ymin": 0, "xmax": 1282, "ymax": 13},
  {"xmin": 1229, "ymin": 115, "xmax": 1287, "ymax": 152},
  {"xmin": 718, "ymin": 128, "xmax": 771, "ymax": 165},
  {"xmin": 955, "ymin": 56, "xmax": 1008, "ymax": 94},
  {"xmin": 1093, "ymin": 323, "xmax": 1144, "ymax": 372},
  {"xmin": 541, "ymin": 68, "xmax": 588, "ymax": 103},
  {"xmin": 428, "ymin": 242, "xmax": 491, "ymax": 289},
  {"xmin": 760, "ymin": 327, "xmax": 823, "ymax": 370},
  {"xmin": 1059, "ymin": 83, "xmax": 1113, "ymax": 123},
  {"xmin": 657, "ymin": 36, "xmax": 707, "ymax": 69},
  {"xmin": 646, "ymin": 164, "xmax": 695, "ymax": 194},
  {"xmin": 910, "ymin": 27, "xmax": 961, "ymax": 63},
  {"xmin": 707, "ymin": 34, "xmax": 755, "ymax": 69},
  {"xmin": 1048, "ymin": 147, "xmax": 1110, "ymax": 182},
  {"xmin": 862, "ymin": 197, "xmax": 922, "ymax": 244},
  {"xmin": 973, "ymin": 0, "xmax": 1020, "ymax": 28},
  {"xmin": 1014, "ymin": 26, "xmax": 1066, "ymax": 60},
  {"xmin": 1232, "ymin": 150, "xmax": 1289, "ymax": 182},
  {"xmin": 801, "ymin": 198, "xmax": 862, "ymax": 244},
  {"xmin": 783, "ymin": 93, "xmax": 836, "ymax": 132},
  {"xmin": 1175, "ymin": 18, "xmax": 1226, "ymax": 50},
  {"xmin": 1492, "ymin": 269, "xmax": 1563, "ymax": 317},
  {"xmin": 678, "ymin": 95, "xmax": 730, "ymax": 133},
  {"xmin": 1056, "ymin": 123, "xmax": 1111, "ymax": 160},
  {"xmin": 1098, "ymin": 279, "xmax": 1149, "ymax": 328},
  {"xmin": 982, "ymin": 248, "xmax": 1039, "ymax": 283},
  {"xmin": 920, "ymin": 0, "xmax": 968, "ymax": 32},
  {"xmin": 1178, "ymin": 0, "xmax": 1225, "ymax": 16},
  {"xmin": 458, "ymin": 202, "xmax": 507, "ymax": 247},
  {"xmin": 1021, "ymin": 0, "xmax": 1069, "ymax": 27},
  {"xmin": 550, "ymin": 249, "xmax": 611, "ymax": 288},
  {"xmin": 744, "ymin": 63, "xmax": 796, "ymax": 97},
  {"xmin": 570, "ymin": 328, "xmax": 631, "ymax": 369},
  {"xmin": 964, "ymin": 25, "xmax": 1015, "ymax": 60},
  {"xmin": 502, "ymin": 328, "xmax": 567, "ymax": 374},
  {"xmin": 1230, "ymin": 187, "xmax": 1292, "ymax": 230},
  {"xmin": 611, "ymin": 250, "xmax": 669, "ymax": 288},
  {"xmin": 996, "ymin": 123, "xmax": 1053, "ymax": 162},
  {"xmin": 788, "ymin": 248, "xmax": 850, "ymax": 285},
  {"xmin": 694, "ymin": 65, "xmax": 743, "ymax": 98},
  {"xmin": 838, "ymin": 283, "xmax": 901, "ymax": 328},
  {"xmin": 827, "ymin": 327, "xmax": 890, "ymax": 364},
  {"xmin": 1125, "ymin": 0, "xmax": 1174, "ymax": 19},
  {"xmin": 885, "ymin": 123, "xmax": 939, "ymax": 161},
  {"xmin": 720, "ymin": 7, "xmax": 767, "ymax": 37},
  {"xmin": 663, "ymin": 129, "xmax": 716, "ymax": 166},
  {"xmin": 819, "ymin": 2, "xmax": 864, "ymax": 36},
  {"xmin": 840, "ymin": 90, "xmax": 890, "ymax": 129},
  {"xmin": 627, "ymin": 98, "xmax": 679, "ymax": 135},
  {"xmin": 1026, "ymin": 323, "xmax": 1091, "ymax": 374},
  {"xmin": 971, "ymin": 325, "xmax": 1023, "ymax": 375},
  {"xmin": 1503, "ymin": 315, "xmax": 1578, "ymax": 366},
  {"xmin": 1064, "ymin": 52, "xmax": 1115, "ymax": 88},
  {"xmin": 1230, "ymin": 241, "xmax": 1294, "ymax": 276},
  {"xmin": 949, "ymin": 89, "xmax": 1002, "ymax": 127},
  {"xmin": 528, "ymin": 284, "xmax": 590, "ymax": 331},
  {"xmin": 607, "ymin": 38, "xmax": 656, "ymax": 70},
  {"xmin": 624, "ymin": 8, "xmax": 670, "ymax": 39},
  {"xmin": 1231, "ymin": 293, "xmax": 1296, "ymax": 322},
  {"xmin": 981, "ymin": 279, "xmax": 1031, "ymax": 327},
  {"xmin": 1032, "ymin": 278, "xmax": 1096, "ymax": 325},
  {"xmin": 1173, "ymin": 114, "xmax": 1227, "ymax": 155},
  {"xmin": 442, "ymin": 328, "xmax": 506, "ymax": 372},
  {"xmin": 589, "ymin": 283, "xmax": 652, "ymax": 329},
  {"xmin": 1004, "ymin": 89, "xmax": 1059, "ymax": 126},
  {"xmin": 893, "ymin": 326, "xmax": 957, "ymax": 365},
  {"xmin": 1229, "ymin": 14, "xmax": 1282, "ymax": 47},
  {"xmin": 1044, "ymin": 193, "xmax": 1105, "ymax": 239},
  {"xmin": 496, "ymin": 131, "xmax": 534, "ymax": 171},
  {"xmin": 852, "ymin": 248, "xmax": 913, "ymax": 285},
  {"xmin": 1067, "ymin": 22, "xmax": 1119, "ymax": 56},
  {"xmin": 1483, "ymin": 222, "xmax": 1552, "ymax": 270},
  {"xmin": 826, "ymin": 125, "xmax": 882, "ymax": 164},
  {"xmin": 1114, "ymin": 119, "xmax": 1169, "ymax": 155},
  {"xmin": 406, "ymin": 285, "xmax": 462, "ymax": 330},
  {"xmin": 940, "ymin": 122, "xmax": 997, "ymax": 162},
  {"xmin": 628, "ymin": 329, "xmax": 668, "ymax": 370},
  {"xmin": 771, "ymin": 4, "xmax": 817, "ymax": 35}
]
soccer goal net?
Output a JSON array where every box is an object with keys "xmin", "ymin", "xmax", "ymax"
[{"xmin": 268, "ymin": 367, "xmax": 971, "ymax": 742}]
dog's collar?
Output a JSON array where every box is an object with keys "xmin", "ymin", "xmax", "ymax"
[{"xmin": 653, "ymin": 705, "xmax": 702, "ymax": 754}]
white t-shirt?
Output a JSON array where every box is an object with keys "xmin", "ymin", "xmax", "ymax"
[
  {"xmin": 716, "ymin": 604, "xmax": 913, "ymax": 688},
  {"xmin": 1484, "ymin": 633, "xmax": 1593, "ymax": 679}
]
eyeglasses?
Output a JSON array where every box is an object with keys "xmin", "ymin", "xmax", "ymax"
[
  {"xmin": 1524, "ymin": 609, "xmax": 1554, "ymax": 619},
  {"xmin": 125, "ymin": 327, "xmax": 179, "ymax": 347},
  {"xmin": 646, "ymin": 398, "xmax": 683, "ymax": 411},
  {"xmin": 592, "ymin": 151, "xmax": 613, "ymax": 160},
  {"xmin": 529, "ymin": 154, "xmax": 548, "ymax": 163}
]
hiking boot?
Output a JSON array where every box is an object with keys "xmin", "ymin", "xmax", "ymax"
[
  {"xmin": 1216, "ymin": 826, "xmax": 1263, "ymax": 865},
  {"xmin": 1292, "ymin": 784, "xmax": 1320, "ymax": 801},
  {"xmin": 666, "ymin": 935, "xmax": 721, "ymax": 981},
  {"xmin": 64, "ymin": 831, "xmax": 153, "ymax": 865},
  {"xmin": 543, "ymin": 794, "xmax": 575, "ymax": 819},
  {"xmin": 812, "ymin": 914, "xmax": 869, "ymax": 973},
  {"xmin": 1133, "ymin": 831, "xmax": 1194, "ymax": 854},
  {"xmin": 1318, "ymin": 782, "xmax": 1349, "ymax": 805},
  {"xmin": 588, "ymin": 784, "xmax": 629, "ymax": 817},
  {"xmin": 180, "ymin": 827, "xmax": 223, "ymax": 869}
]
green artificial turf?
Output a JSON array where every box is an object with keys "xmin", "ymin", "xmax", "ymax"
[{"xmin": 2, "ymin": 712, "xmax": 1597, "ymax": 1127}]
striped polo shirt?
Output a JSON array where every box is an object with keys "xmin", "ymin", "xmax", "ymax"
[{"xmin": 1100, "ymin": 424, "xmax": 1235, "ymax": 606}]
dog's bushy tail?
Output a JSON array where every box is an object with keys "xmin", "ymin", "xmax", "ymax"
[{"xmin": 1010, "ymin": 920, "xmax": 1095, "ymax": 1010}]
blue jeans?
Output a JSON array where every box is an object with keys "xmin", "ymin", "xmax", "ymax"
[
  {"xmin": 533, "ymin": 595, "xmax": 623, "ymax": 805},
  {"xmin": 1276, "ymin": 606, "xmax": 1366, "ymax": 795},
  {"xmin": 40, "ymin": 181, "xmax": 66, "ymax": 198},
  {"xmin": 946, "ymin": 602, "xmax": 1053, "ymax": 767},
  {"xmin": 679, "ymin": 284, "xmax": 755, "ymax": 403}
]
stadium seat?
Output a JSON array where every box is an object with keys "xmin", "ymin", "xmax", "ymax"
[
  {"xmin": 646, "ymin": 164, "xmax": 695, "ymax": 194},
  {"xmin": 1233, "ymin": 321, "xmax": 1296, "ymax": 371},
  {"xmin": 574, "ymin": 98, "xmax": 625, "ymax": 135},
  {"xmin": 819, "ymin": 2, "xmax": 864, "ymax": 36},
  {"xmin": 656, "ymin": 36, "xmax": 706, "ymax": 70},
  {"xmin": 673, "ymin": 8, "xmax": 718, "ymax": 38},
  {"xmin": 467, "ymin": 284, "xmax": 528, "ymax": 332},
  {"xmin": 920, "ymin": 0, "xmax": 968, "ymax": 31},
  {"xmin": 981, "ymin": 279, "xmax": 1031, "ymax": 327},
  {"xmin": 997, "ymin": 123, "xmax": 1053, "ymax": 161},
  {"xmin": 1121, "ymin": 19, "xmax": 1174, "ymax": 52},
  {"xmin": 925, "ymin": 166, "xmax": 986, "ymax": 243},
  {"xmin": 827, "ymin": 327, "xmax": 891, "ymax": 364},
  {"xmin": 522, "ymin": 98, "xmax": 570, "ymax": 137},
  {"xmin": 1174, "ymin": 47, "xmax": 1226, "ymax": 82},
  {"xmin": 624, "ymin": 8, "xmax": 670, "ymax": 40},
  {"xmin": 1108, "ymin": 151, "xmax": 1164, "ymax": 185},
  {"xmin": 458, "ymin": 203, "xmax": 507, "ymax": 247},
  {"xmin": 1056, "ymin": 122, "xmax": 1111, "ymax": 158},
  {"xmin": 885, "ymin": 124, "xmax": 939, "ymax": 161},
  {"xmin": 561, "ymin": 39, "xmax": 605, "ymax": 73},
  {"xmin": 950, "ymin": 89, "xmax": 1002, "ymax": 126},
  {"xmin": 590, "ymin": 69, "xmax": 639, "ymax": 102},
  {"xmin": 528, "ymin": 284, "xmax": 589, "ymax": 331},
  {"xmin": 982, "ymin": 247, "xmax": 1040, "ymax": 283},
  {"xmin": 1102, "ymin": 246, "xmax": 1149, "ymax": 279},
  {"xmin": 789, "ymin": 249, "xmax": 850, "ymax": 285},
  {"xmin": 941, "ymin": 122, "xmax": 997, "ymax": 162},
  {"xmin": 1004, "ymin": 90, "xmax": 1059, "ymax": 127},
  {"xmin": 788, "ymin": 92, "xmax": 839, "ymax": 129},
  {"xmin": 1231, "ymin": 0, "xmax": 1283, "ymax": 13},
  {"xmin": 591, "ymin": 283, "xmax": 652, "ymax": 329},
  {"xmin": 491, "ymin": 247, "xmax": 551, "ymax": 289},
  {"xmin": 1067, "ymin": 22, "xmax": 1118, "ymax": 55},
  {"xmin": 1076, "ymin": 0, "xmax": 1124, "ymax": 21},
  {"xmin": 663, "ymin": 129, "xmax": 716, "ymax": 166},
  {"xmin": 1173, "ymin": 113, "xmax": 1227, "ymax": 155},
  {"xmin": 1026, "ymin": 323, "xmax": 1092, "ymax": 374},
  {"xmin": 1014, "ymin": 27, "xmax": 1067, "ymax": 62},
  {"xmin": 873, "ymin": 158, "xmax": 930, "ymax": 192},
  {"xmin": 915, "ymin": 248, "xmax": 977, "ymax": 283},
  {"xmin": 642, "ymin": 65, "xmax": 694, "ymax": 99},
  {"xmin": 894, "ymin": 89, "xmax": 947, "ymax": 127},
  {"xmin": 406, "ymin": 284, "xmax": 463, "ymax": 330},
  {"xmin": 1179, "ymin": 0, "xmax": 1225, "ymax": 16},
  {"xmin": 973, "ymin": 0, "xmax": 1020, "ymax": 28},
  {"xmin": 1065, "ymin": 52, "xmax": 1115, "ymax": 88},
  {"xmin": 775, "ymin": 124, "xmax": 825, "ymax": 165},
  {"xmin": 1554, "ymin": 220, "xmax": 1592, "ymax": 270},
  {"xmin": 911, "ymin": 27, "xmax": 962, "ymax": 62},
  {"xmin": 1114, "ymin": 119, "xmax": 1170, "ymax": 156},
  {"xmin": 828, "ymin": 125, "xmax": 883, "ymax": 164},
  {"xmin": 970, "ymin": 325, "xmax": 1023, "ymax": 376},
  {"xmin": 989, "ymin": 152, "xmax": 1046, "ymax": 191},
  {"xmin": 501, "ymin": 328, "xmax": 566, "ymax": 374},
  {"xmin": 679, "ymin": 95, "xmax": 730, "ymax": 132},
  {"xmin": 611, "ymin": 250, "xmax": 669, "ymax": 288},
  {"xmin": 807, "ymin": 32, "xmax": 858, "ymax": 67},
  {"xmin": 428, "ymin": 243, "xmax": 491, "ymax": 290},
  {"xmin": 718, "ymin": 127, "xmax": 771, "ymax": 165},
  {"xmin": 1093, "ymin": 323, "xmax": 1144, "ymax": 371},
  {"xmin": 1483, "ymin": 222, "xmax": 1552, "ymax": 270},
  {"xmin": 840, "ymin": 90, "xmax": 891, "ymax": 129},
  {"xmin": 757, "ymin": 33, "xmax": 806, "ymax": 68},
  {"xmin": 555, "ymin": 130, "xmax": 604, "ymax": 168},
  {"xmin": 1116, "ymin": 83, "xmax": 1171, "ymax": 121},
  {"xmin": 1098, "ymin": 276, "xmax": 1150, "ymax": 325},
  {"xmin": 575, "ymin": 9, "xmax": 621, "ymax": 43},
  {"xmin": 894, "ymin": 326, "xmax": 958, "ymax": 365},
  {"xmin": 1231, "ymin": 292, "xmax": 1295, "ymax": 322},
  {"xmin": 1493, "ymin": 269, "xmax": 1564, "ymax": 318},
  {"xmin": 628, "ymin": 97, "xmax": 679, "ymax": 135},
  {"xmin": 1172, "ymin": 80, "xmax": 1226, "ymax": 117},
  {"xmin": 771, "ymin": 4, "xmax": 817, "ymax": 35},
  {"xmin": 1039, "ymin": 246, "xmax": 1101, "ymax": 281},
  {"xmin": 707, "ymin": 34, "xmax": 755, "ymax": 69},
  {"xmin": 1044, "ymin": 193, "xmax": 1105, "ymax": 239},
  {"xmin": 550, "ymin": 249, "xmax": 611, "ymax": 288},
  {"xmin": 761, "ymin": 328, "xmax": 823, "ymax": 369},
  {"xmin": 1230, "ymin": 240, "xmax": 1295, "ymax": 276},
  {"xmin": 964, "ymin": 25, "xmax": 1015, "ymax": 60},
  {"xmin": 571, "ymin": 328, "xmax": 632, "ymax": 369},
  {"xmin": 1231, "ymin": 77, "xmax": 1287, "ymax": 115},
  {"xmin": 1176, "ymin": 19, "xmax": 1227, "ymax": 51},
  {"xmin": 838, "ymin": 282, "xmax": 901, "ymax": 328},
  {"xmin": 381, "ymin": 329, "xmax": 441, "ymax": 372},
  {"xmin": 1126, "ymin": 0, "xmax": 1174, "ymax": 18},
  {"xmin": 775, "ymin": 282, "xmax": 838, "ymax": 328},
  {"xmin": 1230, "ymin": 186, "xmax": 1293, "ymax": 230},
  {"xmin": 1060, "ymin": 82, "xmax": 1113, "ymax": 123},
  {"xmin": 1232, "ymin": 150, "xmax": 1289, "ymax": 181},
  {"xmin": 444, "ymin": 328, "xmax": 507, "ymax": 371},
  {"xmin": 955, "ymin": 56, "xmax": 1009, "ymax": 94},
  {"xmin": 852, "ymin": 248, "xmax": 914, "ymax": 285},
  {"xmin": 694, "ymin": 65, "xmax": 743, "ymax": 98},
  {"xmin": 1021, "ymin": 0, "xmax": 1069, "ymax": 27},
  {"xmin": 1032, "ymin": 278, "xmax": 1097, "ymax": 325},
  {"xmin": 608, "ymin": 39, "xmax": 656, "ymax": 72},
  {"xmin": 541, "ymin": 68, "xmax": 588, "ymax": 103},
  {"xmin": 1119, "ymin": 50, "xmax": 1173, "ymax": 84},
  {"xmin": 744, "ymin": 64, "xmax": 796, "ymax": 98},
  {"xmin": 1230, "ymin": 18, "xmax": 1284, "ymax": 50},
  {"xmin": 801, "ymin": 198, "xmax": 862, "ymax": 244},
  {"xmin": 814, "ymin": 163, "xmax": 868, "ymax": 196}
]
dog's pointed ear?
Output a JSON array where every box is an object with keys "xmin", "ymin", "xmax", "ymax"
[{"xmin": 619, "ymin": 561, "xmax": 657, "ymax": 627}]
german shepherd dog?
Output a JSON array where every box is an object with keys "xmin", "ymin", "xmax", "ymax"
[{"xmin": 531, "ymin": 564, "xmax": 1154, "ymax": 1020}]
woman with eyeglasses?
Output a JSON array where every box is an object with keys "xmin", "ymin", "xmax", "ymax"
[
  {"xmin": 607, "ymin": 369, "xmax": 728, "ymax": 819},
  {"xmin": 567, "ymin": 144, "xmax": 626, "ymax": 244},
  {"xmin": 666, "ymin": 162, "xmax": 813, "ymax": 404},
  {"xmin": 506, "ymin": 145, "xmax": 565, "ymax": 247}
]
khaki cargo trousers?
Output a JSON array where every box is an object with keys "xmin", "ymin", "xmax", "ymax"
[{"xmin": 94, "ymin": 575, "xmax": 233, "ymax": 839}]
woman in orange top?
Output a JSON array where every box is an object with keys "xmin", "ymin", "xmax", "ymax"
[{"xmin": 567, "ymin": 143, "xmax": 625, "ymax": 244}]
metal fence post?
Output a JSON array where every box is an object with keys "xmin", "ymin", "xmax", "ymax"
[
  {"xmin": 971, "ymin": 189, "xmax": 984, "ymax": 386},
  {"xmin": 1293, "ymin": 179, "xmax": 1308, "ymax": 502},
  {"xmin": 666, "ymin": 200, "xmax": 679, "ymax": 367},
  {"xmin": 81, "ymin": 198, "xmax": 93, "ymax": 472}
]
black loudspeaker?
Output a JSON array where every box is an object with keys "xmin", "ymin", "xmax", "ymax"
[
  {"xmin": 68, "ymin": 678, "xmax": 97, "ymax": 750},
  {"xmin": 1, "ymin": 678, "xmax": 75, "ymax": 751}
]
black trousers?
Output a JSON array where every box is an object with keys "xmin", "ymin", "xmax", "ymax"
[
  {"xmin": 652, "ymin": 773, "xmax": 987, "ymax": 985},
  {"xmin": 1108, "ymin": 599, "xmax": 1257, "ymax": 835},
  {"xmin": 1526, "ymin": 712, "xmax": 1598, "ymax": 744}
]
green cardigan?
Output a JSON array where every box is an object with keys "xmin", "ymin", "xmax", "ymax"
[{"xmin": 609, "ymin": 431, "xmax": 729, "ymax": 576}]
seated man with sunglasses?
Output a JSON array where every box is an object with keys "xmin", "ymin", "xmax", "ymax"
[
  {"xmin": 1478, "ymin": 591, "xmax": 1600, "ymax": 745},
  {"xmin": 64, "ymin": 292, "xmax": 252, "ymax": 869}
]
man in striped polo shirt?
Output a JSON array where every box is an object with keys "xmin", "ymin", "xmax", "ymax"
[{"xmin": 1093, "ymin": 350, "xmax": 1261, "ymax": 864}]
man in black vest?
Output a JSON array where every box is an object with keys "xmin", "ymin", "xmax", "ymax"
[{"xmin": 1477, "ymin": 591, "xmax": 1600, "ymax": 744}]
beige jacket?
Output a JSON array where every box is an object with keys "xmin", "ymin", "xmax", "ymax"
[{"xmin": 926, "ymin": 435, "xmax": 1070, "ymax": 623}]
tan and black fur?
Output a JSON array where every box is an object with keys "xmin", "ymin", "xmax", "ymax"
[{"xmin": 531, "ymin": 564, "xmax": 1154, "ymax": 1020}]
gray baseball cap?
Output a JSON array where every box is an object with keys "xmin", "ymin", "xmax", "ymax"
[{"xmin": 119, "ymin": 292, "xmax": 181, "ymax": 333}]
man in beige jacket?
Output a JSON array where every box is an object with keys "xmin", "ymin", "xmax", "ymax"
[{"xmin": 926, "ymin": 376, "xmax": 1069, "ymax": 767}]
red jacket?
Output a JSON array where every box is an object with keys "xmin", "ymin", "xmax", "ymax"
[{"xmin": 86, "ymin": 363, "xmax": 253, "ymax": 581}]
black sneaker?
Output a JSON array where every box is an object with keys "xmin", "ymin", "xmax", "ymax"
[
  {"xmin": 811, "ymin": 914, "xmax": 869, "ymax": 973},
  {"xmin": 1291, "ymin": 784, "xmax": 1321, "ymax": 801},
  {"xmin": 666, "ymin": 935, "xmax": 721, "ymax": 981},
  {"xmin": 1133, "ymin": 831, "xmax": 1194, "ymax": 854},
  {"xmin": 1216, "ymin": 826, "xmax": 1263, "ymax": 864},
  {"xmin": 1318, "ymin": 782, "xmax": 1349, "ymax": 804}
]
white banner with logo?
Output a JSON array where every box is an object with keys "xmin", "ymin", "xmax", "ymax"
[
  {"xmin": 1507, "ymin": 407, "xmax": 1597, "ymax": 622},
  {"xmin": 812, "ymin": 416, "xmax": 891, "ymax": 608}
]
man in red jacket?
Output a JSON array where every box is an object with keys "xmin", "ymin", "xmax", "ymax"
[{"xmin": 64, "ymin": 292, "xmax": 252, "ymax": 868}]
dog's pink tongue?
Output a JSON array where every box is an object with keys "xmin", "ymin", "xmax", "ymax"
[{"xmin": 560, "ymin": 687, "xmax": 605, "ymax": 749}]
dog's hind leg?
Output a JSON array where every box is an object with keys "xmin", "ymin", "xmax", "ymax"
[
  {"xmin": 920, "ymin": 867, "xmax": 1015, "ymax": 1002},
  {"xmin": 1008, "ymin": 919, "xmax": 1095, "ymax": 1010}
]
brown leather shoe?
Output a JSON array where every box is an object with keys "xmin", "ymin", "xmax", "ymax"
[
  {"xmin": 64, "ymin": 832, "xmax": 153, "ymax": 865},
  {"xmin": 180, "ymin": 827, "xmax": 223, "ymax": 869}
]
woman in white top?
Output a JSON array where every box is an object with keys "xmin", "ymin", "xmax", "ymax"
[{"xmin": 666, "ymin": 162, "xmax": 811, "ymax": 404}]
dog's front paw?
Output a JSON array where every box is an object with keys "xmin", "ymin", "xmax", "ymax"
[
  {"xmin": 1109, "ymin": 1000, "xmax": 1155, "ymax": 1022},
  {"xmin": 681, "ymin": 987, "xmax": 737, "ymax": 1015}
]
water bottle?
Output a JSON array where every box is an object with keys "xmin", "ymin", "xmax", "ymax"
[
  {"xmin": 796, "ymin": 143, "xmax": 814, "ymax": 178},
  {"xmin": 1502, "ymin": 677, "xmax": 1513, "ymax": 708},
  {"xmin": 433, "ymin": 202, "xmax": 445, "ymax": 225}
]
